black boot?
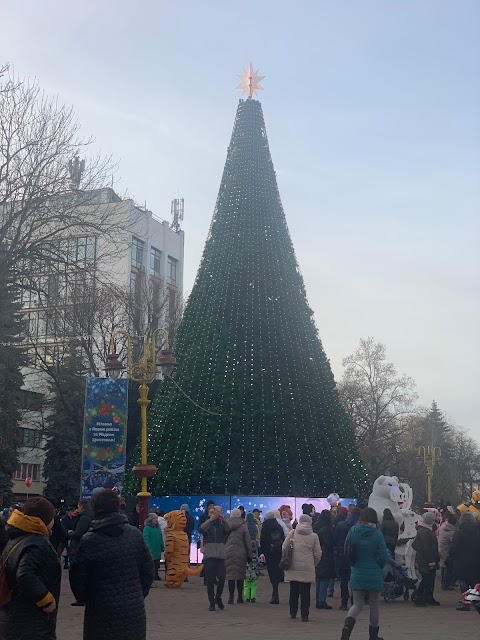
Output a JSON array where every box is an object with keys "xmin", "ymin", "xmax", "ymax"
[
  {"xmin": 270, "ymin": 592, "xmax": 279, "ymax": 604},
  {"xmin": 369, "ymin": 626, "xmax": 384, "ymax": 640},
  {"xmin": 341, "ymin": 616, "xmax": 356, "ymax": 640}
]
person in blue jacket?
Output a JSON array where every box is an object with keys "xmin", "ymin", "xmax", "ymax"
[{"xmin": 340, "ymin": 507, "xmax": 388, "ymax": 640}]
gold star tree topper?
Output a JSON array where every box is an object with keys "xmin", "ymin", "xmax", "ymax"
[{"xmin": 236, "ymin": 61, "xmax": 265, "ymax": 99}]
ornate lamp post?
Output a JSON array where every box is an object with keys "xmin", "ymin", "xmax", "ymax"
[
  {"xmin": 417, "ymin": 445, "xmax": 442, "ymax": 506},
  {"xmin": 104, "ymin": 328, "xmax": 176, "ymax": 529}
]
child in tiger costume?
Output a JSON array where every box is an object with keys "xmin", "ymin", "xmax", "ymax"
[{"xmin": 164, "ymin": 509, "xmax": 203, "ymax": 588}]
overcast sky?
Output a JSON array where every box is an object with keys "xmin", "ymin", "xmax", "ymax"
[{"xmin": 2, "ymin": 1, "xmax": 479, "ymax": 437}]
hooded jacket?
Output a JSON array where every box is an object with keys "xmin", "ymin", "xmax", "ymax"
[
  {"xmin": 437, "ymin": 521, "xmax": 456, "ymax": 568},
  {"xmin": 0, "ymin": 510, "xmax": 61, "ymax": 640},
  {"xmin": 449, "ymin": 522, "xmax": 480, "ymax": 582},
  {"xmin": 69, "ymin": 512, "xmax": 154, "ymax": 640},
  {"xmin": 225, "ymin": 517, "xmax": 252, "ymax": 580},
  {"xmin": 345, "ymin": 524, "xmax": 388, "ymax": 591},
  {"xmin": 380, "ymin": 518, "xmax": 399, "ymax": 549},
  {"xmin": 199, "ymin": 517, "xmax": 231, "ymax": 560},
  {"xmin": 412, "ymin": 523, "xmax": 440, "ymax": 576},
  {"xmin": 259, "ymin": 516, "xmax": 285, "ymax": 585},
  {"xmin": 143, "ymin": 515, "xmax": 164, "ymax": 560},
  {"xmin": 282, "ymin": 521, "xmax": 321, "ymax": 584},
  {"xmin": 69, "ymin": 509, "xmax": 92, "ymax": 559},
  {"xmin": 313, "ymin": 516, "xmax": 335, "ymax": 580}
]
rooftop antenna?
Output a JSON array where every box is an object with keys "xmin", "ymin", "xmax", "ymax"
[
  {"xmin": 68, "ymin": 155, "xmax": 85, "ymax": 190},
  {"xmin": 171, "ymin": 197, "xmax": 184, "ymax": 232}
]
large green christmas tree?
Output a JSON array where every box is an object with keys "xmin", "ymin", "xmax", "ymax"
[{"xmin": 148, "ymin": 91, "xmax": 367, "ymax": 497}]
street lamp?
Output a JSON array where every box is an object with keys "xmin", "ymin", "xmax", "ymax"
[
  {"xmin": 104, "ymin": 328, "xmax": 176, "ymax": 529},
  {"xmin": 416, "ymin": 445, "xmax": 442, "ymax": 506}
]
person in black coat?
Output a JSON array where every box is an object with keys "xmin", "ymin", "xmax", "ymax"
[
  {"xmin": 69, "ymin": 499, "xmax": 92, "ymax": 565},
  {"xmin": 333, "ymin": 507, "xmax": 352, "ymax": 610},
  {"xmin": 314, "ymin": 509, "xmax": 336, "ymax": 610},
  {"xmin": 49, "ymin": 514, "xmax": 66, "ymax": 557},
  {"xmin": 449, "ymin": 513, "xmax": 480, "ymax": 611},
  {"xmin": 259, "ymin": 510, "xmax": 285, "ymax": 604},
  {"xmin": 69, "ymin": 490, "xmax": 154, "ymax": 640},
  {"xmin": 181, "ymin": 503, "xmax": 195, "ymax": 544},
  {"xmin": 380, "ymin": 508, "xmax": 399, "ymax": 555},
  {"xmin": 0, "ymin": 497, "xmax": 61, "ymax": 640},
  {"xmin": 60, "ymin": 507, "xmax": 77, "ymax": 570}
]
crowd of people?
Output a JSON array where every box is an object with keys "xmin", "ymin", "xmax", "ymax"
[{"xmin": 1, "ymin": 494, "xmax": 480, "ymax": 640}]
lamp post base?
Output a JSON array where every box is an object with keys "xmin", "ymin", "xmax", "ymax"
[
  {"xmin": 132, "ymin": 465, "xmax": 157, "ymax": 530},
  {"xmin": 137, "ymin": 491, "xmax": 151, "ymax": 531}
]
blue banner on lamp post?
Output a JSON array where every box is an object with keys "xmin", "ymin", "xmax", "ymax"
[{"xmin": 81, "ymin": 378, "xmax": 129, "ymax": 499}]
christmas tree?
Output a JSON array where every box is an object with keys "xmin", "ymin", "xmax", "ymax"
[{"xmin": 147, "ymin": 68, "xmax": 367, "ymax": 497}]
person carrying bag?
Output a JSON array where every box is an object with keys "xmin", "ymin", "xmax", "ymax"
[
  {"xmin": 282, "ymin": 514, "xmax": 321, "ymax": 622},
  {"xmin": 0, "ymin": 498, "xmax": 61, "ymax": 640}
]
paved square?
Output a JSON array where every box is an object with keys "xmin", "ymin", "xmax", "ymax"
[{"xmin": 57, "ymin": 571, "xmax": 478, "ymax": 639}]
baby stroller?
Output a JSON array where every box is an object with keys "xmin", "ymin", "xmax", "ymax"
[{"xmin": 382, "ymin": 553, "xmax": 417, "ymax": 603}]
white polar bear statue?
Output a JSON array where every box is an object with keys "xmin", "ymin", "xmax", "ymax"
[
  {"xmin": 368, "ymin": 475, "xmax": 403, "ymax": 524},
  {"xmin": 368, "ymin": 475, "xmax": 420, "ymax": 579}
]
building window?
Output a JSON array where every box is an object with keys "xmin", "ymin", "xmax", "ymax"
[
  {"xmin": 18, "ymin": 428, "xmax": 42, "ymax": 448},
  {"xmin": 150, "ymin": 248, "xmax": 162, "ymax": 278},
  {"xmin": 167, "ymin": 256, "xmax": 178, "ymax": 286},
  {"xmin": 21, "ymin": 390, "xmax": 44, "ymax": 410},
  {"xmin": 131, "ymin": 237, "xmax": 145, "ymax": 270},
  {"xmin": 13, "ymin": 463, "xmax": 40, "ymax": 481}
]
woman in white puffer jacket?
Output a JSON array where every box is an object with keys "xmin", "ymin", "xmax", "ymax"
[{"xmin": 282, "ymin": 514, "xmax": 321, "ymax": 622}]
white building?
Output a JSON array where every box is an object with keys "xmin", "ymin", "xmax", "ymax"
[{"xmin": 13, "ymin": 188, "xmax": 184, "ymax": 498}]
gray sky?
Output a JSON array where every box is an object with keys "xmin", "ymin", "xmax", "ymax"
[{"xmin": 2, "ymin": 1, "xmax": 479, "ymax": 437}]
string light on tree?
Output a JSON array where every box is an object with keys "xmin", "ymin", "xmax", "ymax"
[{"xmin": 138, "ymin": 64, "xmax": 368, "ymax": 498}]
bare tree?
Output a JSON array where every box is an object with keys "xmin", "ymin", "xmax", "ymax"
[
  {"xmin": 338, "ymin": 337, "xmax": 419, "ymax": 479},
  {"xmin": 24, "ymin": 274, "xmax": 184, "ymax": 377},
  {"xmin": 0, "ymin": 66, "xmax": 129, "ymax": 280}
]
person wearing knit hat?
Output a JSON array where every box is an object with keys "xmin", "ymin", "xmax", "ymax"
[
  {"xmin": 0, "ymin": 498, "xmax": 61, "ymax": 640},
  {"xmin": 422, "ymin": 511, "xmax": 436, "ymax": 526},
  {"xmin": 412, "ymin": 510, "xmax": 440, "ymax": 607},
  {"xmin": 282, "ymin": 513, "xmax": 321, "ymax": 622},
  {"xmin": 22, "ymin": 496, "xmax": 56, "ymax": 526}
]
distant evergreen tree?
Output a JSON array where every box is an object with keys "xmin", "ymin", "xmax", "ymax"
[
  {"xmin": 144, "ymin": 98, "xmax": 367, "ymax": 497},
  {"xmin": 0, "ymin": 259, "xmax": 24, "ymax": 500},
  {"xmin": 43, "ymin": 346, "xmax": 85, "ymax": 506},
  {"xmin": 421, "ymin": 400, "xmax": 453, "ymax": 503},
  {"xmin": 423, "ymin": 400, "xmax": 451, "ymax": 452}
]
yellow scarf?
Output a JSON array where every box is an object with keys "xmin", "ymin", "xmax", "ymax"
[{"xmin": 7, "ymin": 509, "xmax": 50, "ymax": 538}]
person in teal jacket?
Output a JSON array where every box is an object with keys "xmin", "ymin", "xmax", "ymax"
[
  {"xmin": 340, "ymin": 507, "xmax": 388, "ymax": 640},
  {"xmin": 143, "ymin": 513, "xmax": 164, "ymax": 584}
]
